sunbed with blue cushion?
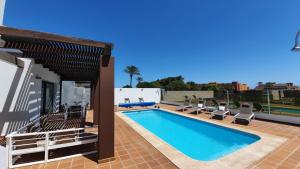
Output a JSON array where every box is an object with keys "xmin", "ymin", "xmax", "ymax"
[
  {"xmin": 119, "ymin": 98, "xmax": 156, "ymax": 108},
  {"xmin": 119, "ymin": 102, "xmax": 156, "ymax": 108}
]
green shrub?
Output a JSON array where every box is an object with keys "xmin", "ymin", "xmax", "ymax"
[
  {"xmin": 253, "ymin": 102, "xmax": 263, "ymax": 111},
  {"xmin": 136, "ymin": 82, "xmax": 161, "ymax": 88},
  {"xmin": 123, "ymin": 85, "xmax": 132, "ymax": 88},
  {"xmin": 294, "ymin": 97, "xmax": 300, "ymax": 106},
  {"xmin": 165, "ymin": 80, "xmax": 187, "ymax": 91},
  {"xmin": 234, "ymin": 101, "xmax": 240, "ymax": 108}
]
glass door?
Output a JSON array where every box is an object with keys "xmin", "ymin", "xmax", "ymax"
[{"xmin": 41, "ymin": 81, "xmax": 54, "ymax": 115}]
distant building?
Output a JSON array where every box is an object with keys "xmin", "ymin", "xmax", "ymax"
[
  {"xmin": 232, "ymin": 81, "xmax": 249, "ymax": 91},
  {"xmin": 206, "ymin": 81, "xmax": 249, "ymax": 91},
  {"xmin": 208, "ymin": 82, "xmax": 218, "ymax": 86},
  {"xmin": 255, "ymin": 82, "xmax": 265, "ymax": 91},
  {"xmin": 255, "ymin": 82, "xmax": 299, "ymax": 91},
  {"xmin": 254, "ymin": 82, "xmax": 300, "ymax": 100}
]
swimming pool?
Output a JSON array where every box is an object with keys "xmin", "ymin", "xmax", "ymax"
[{"xmin": 124, "ymin": 109, "xmax": 260, "ymax": 161}]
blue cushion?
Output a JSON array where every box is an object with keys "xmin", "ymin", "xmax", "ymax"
[{"xmin": 119, "ymin": 102, "xmax": 156, "ymax": 108}]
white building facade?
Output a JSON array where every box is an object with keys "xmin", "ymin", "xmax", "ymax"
[
  {"xmin": 0, "ymin": 57, "xmax": 60, "ymax": 136},
  {"xmin": 0, "ymin": 0, "xmax": 6, "ymax": 25}
]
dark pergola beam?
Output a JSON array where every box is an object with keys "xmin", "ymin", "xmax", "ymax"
[
  {"xmin": 101, "ymin": 45, "xmax": 112, "ymax": 66},
  {"xmin": 61, "ymin": 77, "xmax": 94, "ymax": 81},
  {"xmin": 15, "ymin": 44, "xmax": 103, "ymax": 58},
  {"xmin": 96, "ymin": 54, "xmax": 114, "ymax": 162},
  {"xmin": 0, "ymin": 27, "xmax": 114, "ymax": 80},
  {"xmin": 45, "ymin": 65, "xmax": 96, "ymax": 71},
  {"xmin": 0, "ymin": 26, "xmax": 113, "ymax": 49}
]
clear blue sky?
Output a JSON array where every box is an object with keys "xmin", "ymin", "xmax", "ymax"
[{"xmin": 4, "ymin": 0, "xmax": 300, "ymax": 88}]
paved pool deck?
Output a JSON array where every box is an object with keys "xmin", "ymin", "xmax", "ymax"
[
  {"xmin": 16, "ymin": 104, "xmax": 300, "ymax": 169},
  {"xmin": 117, "ymin": 108, "xmax": 287, "ymax": 169}
]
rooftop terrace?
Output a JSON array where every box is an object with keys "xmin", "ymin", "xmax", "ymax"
[{"xmin": 15, "ymin": 104, "xmax": 300, "ymax": 169}]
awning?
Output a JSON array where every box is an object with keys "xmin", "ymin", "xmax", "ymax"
[{"xmin": 0, "ymin": 26, "xmax": 113, "ymax": 80}]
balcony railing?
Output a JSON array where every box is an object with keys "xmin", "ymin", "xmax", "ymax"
[{"xmin": 6, "ymin": 128, "xmax": 97, "ymax": 168}]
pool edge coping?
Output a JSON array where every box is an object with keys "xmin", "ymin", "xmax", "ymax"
[{"xmin": 116, "ymin": 108, "xmax": 287, "ymax": 169}]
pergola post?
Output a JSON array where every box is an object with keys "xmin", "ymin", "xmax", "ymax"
[
  {"xmin": 97, "ymin": 55, "xmax": 115, "ymax": 162},
  {"xmin": 59, "ymin": 79, "xmax": 62, "ymax": 106},
  {"xmin": 90, "ymin": 82, "xmax": 94, "ymax": 109},
  {"xmin": 93, "ymin": 79, "xmax": 99, "ymax": 125}
]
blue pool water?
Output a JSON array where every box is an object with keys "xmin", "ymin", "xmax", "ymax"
[{"xmin": 124, "ymin": 109, "xmax": 260, "ymax": 161}]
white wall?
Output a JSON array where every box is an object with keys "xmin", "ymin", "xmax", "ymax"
[
  {"xmin": 0, "ymin": 57, "xmax": 60, "ymax": 136},
  {"xmin": 115, "ymin": 88, "xmax": 161, "ymax": 105},
  {"xmin": 0, "ymin": 59, "xmax": 17, "ymax": 112},
  {"xmin": 62, "ymin": 81, "xmax": 90, "ymax": 106},
  {"xmin": 0, "ymin": 145, "xmax": 7, "ymax": 169},
  {"xmin": 0, "ymin": 0, "xmax": 6, "ymax": 25}
]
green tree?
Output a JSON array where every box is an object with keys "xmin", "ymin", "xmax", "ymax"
[
  {"xmin": 124, "ymin": 65, "xmax": 140, "ymax": 87},
  {"xmin": 186, "ymin": 81, "xmax": 199, "ymax": 90},
  {"xmin": 158, "ymin": 76, "xmax": 184, "ymax": 87},
  {"xmin": 294, "ymin": 98, "xmax": 300, "ymax": 106},
  {"xmin": 137, "ymin": 82, "xmax": 160, "ymax": 88},
  {"xmin": 253, "ymin": 102, "xmax": 263, "ymax": 111},
  {"xmin": 165, "ymin": 80, "xmax": 187, "ymax": 91},
  {"xmin": 202, "ymin": 85, "xmax": 219, "ymax": 91},
  {"xmin": 136, "ymin": 76, "xmax": 144, "ymax": 84}
]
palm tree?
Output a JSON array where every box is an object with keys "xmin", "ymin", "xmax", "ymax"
[
  {"xmin": 124, "ymin": 65, "xmax": 140, "ymax": 87},
  {"xmin": 136, "ymin": 76, "xmax": 144, "ymax": 84}
]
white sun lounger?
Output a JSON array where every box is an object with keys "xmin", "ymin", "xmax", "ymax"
[
  {"xmin": 233, "ymin": 103, "xmax": 255, "ymax": 125},
  {"xmin": 210, "ymin": 102, "xmax": 229, "ymax": 120},
  {"xmin": 190, "ymin": 100, "xmax": 206, "ymax": 115},
  {"xmin": 176, "ymin": 99, "xmax": 192, "ymax": 112}
]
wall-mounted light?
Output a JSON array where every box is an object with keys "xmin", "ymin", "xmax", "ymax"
[{"xmin": 292, "ymin": 30, "xmax": 300, "ymax": 52}]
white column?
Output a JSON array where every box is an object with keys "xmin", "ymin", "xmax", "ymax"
[{"xmin": 0, "ymin": 0, "xmax": 6, "ymax": 25}]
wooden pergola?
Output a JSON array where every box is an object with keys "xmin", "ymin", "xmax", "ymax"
[{"xmin": 0, "ymin": 26, "xmax": 115, "ymax": 162}]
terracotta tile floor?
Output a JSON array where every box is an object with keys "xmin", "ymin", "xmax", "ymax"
[
  {"xmin": 16, "ymin": 109, "xmax": 177, "ymax": 169},
  {"xmin": 16, "ymin": 104, "xmax": 300, "ymax": 169}
]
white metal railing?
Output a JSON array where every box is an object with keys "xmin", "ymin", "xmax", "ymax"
[
  {"xmin": 6, "ymin": 128, "xmax": 97, "ymax": 168},
  {"xmin": 15, "ymin": 103, "xmax": 87, "ymax": 134},
  {"xmin": 14, "ymin": 112, "xmax": 67, "ymax": 134}
]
